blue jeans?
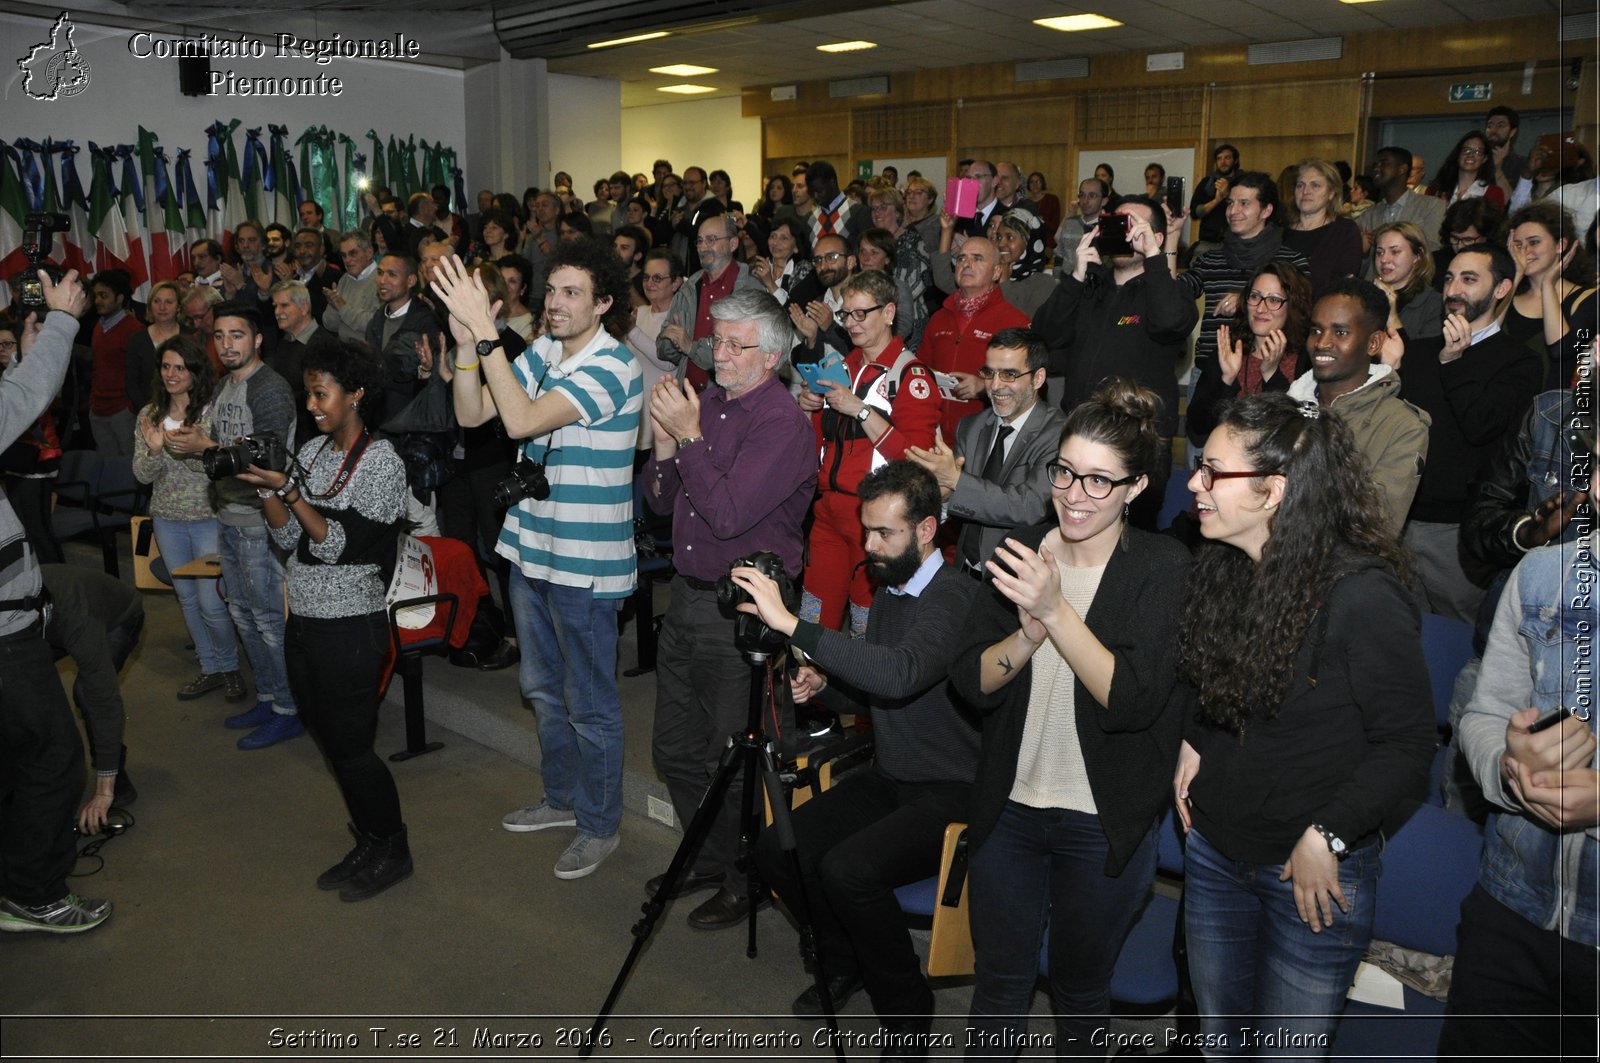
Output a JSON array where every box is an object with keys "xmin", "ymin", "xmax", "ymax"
[
  {"xmin": 217, "ymin": 522, "xmax": 295, "ymax": 713},
  {"xmin": 508, "ymin": 571, "xmax": 623, "ymax": 837},
  {"xmin": 967, "ymin": 802, "xmax": 1160, "ymax": 1058},
  {"xmin": 1183, "ymin": 829, "xmax": 1380, "ymax": 1059},
  {"xmin": 154, "ymin": 516, "xmax": 238, "ymax": 674}
]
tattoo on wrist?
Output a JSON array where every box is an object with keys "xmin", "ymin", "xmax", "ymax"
[{"xmin": 997, "ymin": 655, "xmax": 1014, "ymax": 675}]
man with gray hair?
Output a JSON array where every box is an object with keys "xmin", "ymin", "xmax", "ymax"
[
  {"xmin": 322, "ymin": 229, "xmax": 380, "ymax": 346},
  {"xmin": 268, "ymin": 279, "xmax": 337, "ymax": 443},
  {"xmin": 643, "ymin": 288, "xmax": 818, "ymax": 931},
  {"xmin": 657, "ymin": 213, "xmax": 763, "ymax": 391}
]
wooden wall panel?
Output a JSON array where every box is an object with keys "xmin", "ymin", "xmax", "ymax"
[
  {"xmin": 742, "ymin": 16, "xmax": 1562, "ymax": 119},
  {"xmin": 763, "ymin": 113, "xmax": 849, "ymax": 160},
  {"xmin": 1211, "ymin": 79, "xmax": 1360, "ymax": 139},
  {"xmin": 1369, "ymin": 64, "xmax": 1569, "ymax": 117},
  {"xmin": 956, "ymin": 97, "xmax": 1077, "ymax": 147}
]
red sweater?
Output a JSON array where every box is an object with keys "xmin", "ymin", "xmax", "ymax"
[
  {"xmin": 919, "ymin": 287, "xmax": 1030, "ymax": 441},
  {"xmin": 91, "ymin": 314, "xmax": 141, "ymax": 416}
]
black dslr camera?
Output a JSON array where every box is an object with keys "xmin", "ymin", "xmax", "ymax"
[
  {"xmin": 202, "ymin": 432, "xmax": 289, "ymax": 480},
  {"xmin": 716, "ymin": 551, "xmax": 797, "ymax": 657},
  {"xmin": 10, "ymin": 212, "xmax": 71, "ymax": 311},
  {"xmin": 493, "ymin": 457, "xmax": 551, "ymax": 507}
]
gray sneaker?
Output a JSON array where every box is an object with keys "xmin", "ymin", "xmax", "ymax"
[
  {"xmin": 501, "ymin": 801, "xmax": 577, "ymax": 833},
  {"xmin": 554, "ymin": 832, "xmax": 619, "ymax": 880},
  {"xmin": 176, "ymin": 672, "xmax": 225, "ymax": 700},
  {"xmin": 220, "ymin": 670, "xmax": 248, "ymax": 702},
  {"xmin": 0, "ymin": 893, "xmax": 112, "ymax": 934}
]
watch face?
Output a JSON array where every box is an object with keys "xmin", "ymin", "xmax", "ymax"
[{"xmin": 476, "ymin": 339, "xmax": 496, "ymax": 357}]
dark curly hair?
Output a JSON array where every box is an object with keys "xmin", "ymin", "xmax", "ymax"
[
  {"xmin": 545, "ymin": 236, "xmax": 634, "ymax": 340},
  {"xmin": 1178, "ymin": 393, "xmax": 1408, "ymax": 732},
  {"xmin": 1228, "ymin": 261, "xmax": 1313, "ymax": 358},
  {"xmin": 301, "ymin": 340, "xmax": 384, "ymax": 426},
  {"xmin": 149, "ymin": 334, "xmax": 216, "ymax": 426}
]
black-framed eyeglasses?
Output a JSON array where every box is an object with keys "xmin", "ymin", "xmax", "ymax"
[
  {"xmin": 1193, "ymin": 458, "xmax": 1279, "ymax": 492},
  {"xmin": 1246, "ymin": 290, "xmax": 1288, "ymax": 310},
  {"xmin": 836, "ymin": 304, "xmax": 885, "ymax": 323},
  {"xmin": 814, "ymin": 251, "xmax": 847, "ymax": 264},
  {"xmin": 642, "ymin": 272, "xmax": 674, "ymax": 283},
  {"xmin": 1046, "ymin": 462, "xmax": 1139, "ymax": 498},
  {"xmin": 710, "ymin": 335, "xmax": 762, "ymax": 355},
  {"xmin": 978, "ymin": 367, "xmax": 1032, "ymax": 382}
]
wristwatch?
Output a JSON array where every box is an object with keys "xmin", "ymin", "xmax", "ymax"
[
  {"xmin": 677, "ymin": 435, "xmax": 700, "ymax": 449},
  {"xmin": 856, "ymin": 405, "xmax": 872, "ymax": 423},
  {"xmin": 475, "ymin": 338, "xmax": 498, "ymax": 358},
  {"xmin": 1311, "ymin": 823, "xmax": 1349, "ymax": 859}
]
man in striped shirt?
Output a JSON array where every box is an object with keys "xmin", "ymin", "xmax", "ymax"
[{"xmin": 435, "ymin": 240, "xmax": 642, "ymax": 882}]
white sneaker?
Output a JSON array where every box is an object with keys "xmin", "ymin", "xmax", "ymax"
[
  {"xmin": 554, "ymin": 833, "xmax": 620, "ymax": 880},
  {"xmin": 501, "ymin": 801, "xmax": 578, "ymax": 833}
]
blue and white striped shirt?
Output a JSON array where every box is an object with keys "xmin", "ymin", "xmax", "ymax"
[{"xmin": 495, "ymin": 328, "xmax": 643, "ymax": 599}]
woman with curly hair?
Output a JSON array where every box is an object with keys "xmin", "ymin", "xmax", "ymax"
[
  {"xmin": 236, "ymin": 340, "xmax": 411, "ymax": 902},
  {"xmin": 1174, "ymin": 392, "xmax": 1436, "ymax": 1055},
  {"xmin": 1505, "ymin": 199, "xmax": 1599, "ymax": 390},
  {"xmin": 952, "ymin": 381, "xmax": 1191, "ymax": 1055},
  {"xmin": 1186, "ymin": 261, "xmax": 1312, "ymax": 439},
  {"xmin": 1427, "ymin": 130, "xmax": 1505, "ymax": 207}
]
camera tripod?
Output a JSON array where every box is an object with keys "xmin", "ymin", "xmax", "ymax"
[{"xmin": 582, "ymin": 649, "xmax": 846, "ymax": 1061}]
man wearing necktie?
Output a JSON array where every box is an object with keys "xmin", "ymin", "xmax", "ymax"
[{"xmin": 907, "ymin": 328, "xmax": 1065, "ymax": 576}]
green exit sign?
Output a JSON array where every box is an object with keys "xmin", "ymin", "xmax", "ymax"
[{"xmin": 1449, "ymin": 82, "xmax": 1492, "ymax": 103}]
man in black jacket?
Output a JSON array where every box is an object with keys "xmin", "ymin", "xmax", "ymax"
[
  {"xmin": 364, "ymin": 252, "xmax": 441, "ymax": 429},
  {"xmin": 737, "ymin": 462, "xmax": 978, "ymax": 1043},
  {"xmin": 1033, "ymin": 196, "xmax": 1196, "ymax": 528},
  {"xmin": 1399, "ymin": 243, "xmax": 1544, "ymax": 622}
]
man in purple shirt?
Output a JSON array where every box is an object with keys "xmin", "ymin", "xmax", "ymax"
[{"xmin": 643, "ymin": 288, "xmax": 818, "ymax": 931}]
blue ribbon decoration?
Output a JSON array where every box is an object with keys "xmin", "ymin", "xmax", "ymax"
[
  {"xmin": 14, "ymin": 138, "xmax": 44, "ymax": 211},
  {"xmin": 118, "ymin": 145, "xmax": 144, "ymax": 214}
]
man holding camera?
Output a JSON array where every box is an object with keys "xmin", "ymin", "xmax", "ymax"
[
  {"xmin": 737, "ymin": 461, "xmax": 979, "ymax": 1033},
  {"xmin": 433, "ymin": 242, "xmax": 642, "ymax": 882},
  {"xmin": 0, "ymin": 270, "xmax": 118, "ymax": 934},
  {"xmin": 642, "ymin": 289, "xmax": 817, "ymax": 930},
  {"xmin": 1033, "ymin": 195, "xmax": 1196, "ymax": 528},
  {"xmin": 165, "ymin": 302, "xmax": 302, "ymax": 750}
]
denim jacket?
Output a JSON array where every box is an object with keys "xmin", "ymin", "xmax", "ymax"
[
  {"xmin": 1460, "ymin": 534, "xmax": 1600, "ymax": 947},
  {"xmin": 1463, "ymin": 389, "xmax": 1581, "ymax": 573}
]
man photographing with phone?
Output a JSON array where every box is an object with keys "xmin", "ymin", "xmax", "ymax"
[{"xmin": 1032, "ymin": 196, "xmax": 1195, "ymax": 528}]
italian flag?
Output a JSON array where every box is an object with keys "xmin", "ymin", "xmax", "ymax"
[
  {"xmin": 87, "ymin": 146, "xmax": 131, "ymax": 280},
  {"xmin": 0, "ymin": 148, "xmax": 30, "ymax": 291},
  {"xmin": 139, "ymin": 127, "xmax": 178, "ymax": 283},
  {"xmin": 118, "ymin": 148, "xmax": 150, "ymax": 299},
  {"xmin": 48, "ymin": 143, "xmax": 92, "ymax": 276}
]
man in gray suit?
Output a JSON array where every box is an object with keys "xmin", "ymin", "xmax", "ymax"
[{"xmin": 907, "ymin": 327, "xmax": 1065, "ymax": 576}]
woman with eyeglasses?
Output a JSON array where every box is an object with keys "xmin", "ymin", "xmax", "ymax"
[
  {"xmin": 235, "ymin": 341, "xmax": 411, "ymax": 902},
  {"xmin": 1427, "ymin": 131, "xmax": 1506, "ymax": 208},
  {"xmin": 1175, "ymin": 392, "xmax": 1435, "ymax": 1055},
  {"xmin": 1371, "ymin": 221, "xmax": 1444, "ymax": 340},
  {"xmin": 952, "ymin": 381, "xmax": 1191, "ymax": 1056},
  {"xmin": 625, "ymin": 248, "xmax": 687, "ymax": 448},
  {"xmin": 1187, "ymin": 262, "xmax": 1313, "ymax": 439}
]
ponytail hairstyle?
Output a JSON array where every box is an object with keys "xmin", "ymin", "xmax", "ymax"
[{"xmin": 1177, "ymin": 392, "xmax": 1407, "ymax": 731}]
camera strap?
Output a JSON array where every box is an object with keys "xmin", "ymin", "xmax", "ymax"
[{"xmin": 308, "ymin": 430, "xmax": 371, "ymax": 500}]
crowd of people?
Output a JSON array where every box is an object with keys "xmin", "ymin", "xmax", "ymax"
[{"xmin": 1, "ymin": 99, "xmax": 1595, "ymax": 1060}]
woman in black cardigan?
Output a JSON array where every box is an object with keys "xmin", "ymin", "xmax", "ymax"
[{"xmin": 952, "ymin": 381, "xmax": 1191, "ymax": 1057}]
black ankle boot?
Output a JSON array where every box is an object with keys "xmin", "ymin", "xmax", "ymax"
[
  {"xmin": 316, "ymin": 824, "xmax": 379, "ymax": 891},
  {"xmin": 339, "ymin": 826, "xmax": 413, "ymax": 902}
]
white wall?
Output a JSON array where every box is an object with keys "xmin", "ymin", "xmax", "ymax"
[
  {"xmin": 2, "ymin": 10, "xmax": 466, "ymax": 190},
  {"xmin": 547, "ymin": 73, "xmax": 621, "ymax": 194},
  {"xmin": 621, "ymin": 96, "xmax": 761, "ymax": 208}
]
